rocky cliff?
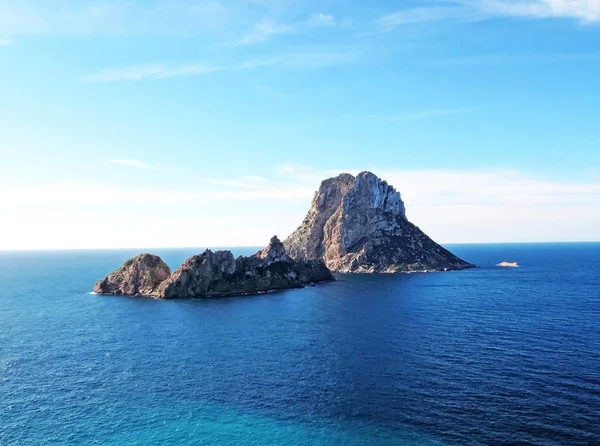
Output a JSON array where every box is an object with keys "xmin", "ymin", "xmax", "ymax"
[
  {"xmin": 284, "ymin": 171, "xmax": 475, "ymax": 273},
  {"xmin": 94, "ymin": 236, "xmax": 333, "ymax": 299}
]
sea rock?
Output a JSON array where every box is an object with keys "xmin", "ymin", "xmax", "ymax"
[
  {"xmin": 94, "ymin": 237, "xmax": 333, "ymax": 299},
  {"xmin": 497, "ymin": 262, "xmax": 519, "ymax": 268},
  {"xmin": 284, "ymin": 171, "xmax": 475, "ymax": 273},
  {"xmin": 93, "ymin": 254, "xmax": 171, "ymax": 296}
]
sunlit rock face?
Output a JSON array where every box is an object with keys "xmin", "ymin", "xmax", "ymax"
[
  {"xmin": 284, "ymin": 171, "xmax": 475, "ymax": 273},
  {"xmin": 94, "ymin": 254, "xmax": 171, "ymax": 296}
]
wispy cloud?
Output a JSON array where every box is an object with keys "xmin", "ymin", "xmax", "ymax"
[
  {"xmin": 377, "ymin": 7, "xmax": 475, "ymax": 31},
  {"xmin": 251, "ymin": 51, "xmax": 361, "ymax": 69},
  {"xmin": 238, "ymin": 12, "xmax": 340, "ymax": 45},
  {"xmin": 81, "ymin": 64, "xmax": 221, "ymax": 83},
  {"xmin": 307, "ymin": 13, "xmax": 337, "ymax": 27},
  {"xmin": 389, "ymin": 107, "xmax": 481, "ymax": 120},
  {"xmin": 82, "ymin": 49, "xmax": 361, "ymax": 82},
  {"xmin": 377, "ymin": 0, "xmax": 600, "ymax": 32},
  {"xmin": 430, "ymin": 52, "xmax": 600, "ymax": 66},
  {"xmin": 0, "ymin": 1, "xmax": 342, "ymax": 47},
  {"xmin": 282, "ymin": 106, "xmax": 481, "ymax": 128},
  {"xmin": 3, "ymin": 166, "xmax": 600, "ymax": 249},
  {"xmin": 0, "ymin": 38, "xmax": 9, "ymax": 45},
  {"xmin": 238, "ymin": 19, "xmax": 298, "ymax": 45},
  {"xmin": 0, "ymin": 1, "xmax": 235, "ymax": 36},
  {"xmin": 0, "ymin": 180, "xmax": 313, "ymax": 207},
  {"xmin": 110, "ymin": 159, "xmax": 152, "ymax": 169},
  {"xmin": 272, "ymin": 164, "xmax": 600, "ymax": 243},
  {"xmin": 480, "ymin": 0, "xmax": 600, "ymax": 22},
  {"xmin": 204, "ymin": 178, "xmax": 271, "ymax": 190},
  {"xmin": 203, "ymin": 176, "xmax": 296, "ymax": 190}
]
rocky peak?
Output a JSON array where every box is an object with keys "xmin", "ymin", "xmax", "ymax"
[
  {"xmin": 343, "ymin": 171, "xmax": 406, "ymax": 217},
  {"xmin": 256, "ymin": 235, "xmax": 290, "ymax": 264},
  {"xmin": 314, "ymin": 173, "xmax": 356, "ymax": 214},
  {"xmin": 191, "ymin": 249, "xmax": 238, "ymax": 276},
  {"xmin": 284, "ymin": 172, "xmax": 475, "ymax": 273}
]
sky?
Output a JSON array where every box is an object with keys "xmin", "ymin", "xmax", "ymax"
[{"xmin": 1, "ymin": 0, "xmax": 599, "ymax": 250}]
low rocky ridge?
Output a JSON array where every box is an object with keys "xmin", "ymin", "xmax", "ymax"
[
  {"xmin": 284, "ymin": 171, "xmax": 475, "ymax": 273},
  {"xmin": 94, "ymin": 236, "xmax": 333, "ymax": 299}
]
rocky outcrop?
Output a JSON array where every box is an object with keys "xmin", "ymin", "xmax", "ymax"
[
  {"xmin": 93, "ymin": 254, "xmax": 171, "ymax": 296},
  {"xmin": 284, "ymin": 171, "xmax": 475, "ymax": 273},
  {"xmin": 94, "ymin": 236, "xmax": 333, "ymax": 299},
  {"xmin": 257, "ymin": 235, "xmax": 291, "ymax": 263}
]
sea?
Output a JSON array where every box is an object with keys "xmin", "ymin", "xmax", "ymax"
[{"xmin": 1, "ymin": 243, "xmax": 599, "ymax": 446}]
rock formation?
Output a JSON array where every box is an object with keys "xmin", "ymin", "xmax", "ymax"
[
  {"xmin": 93, "ymin": 254, "xmax": 171, "ymax": 296},
  {"xmin": 284, "ymin": 171, "xmax": 475, "ymax": 273},
  {"xmin": 94, "ymin": 236, "xmax": 333, "ymax": 299}
]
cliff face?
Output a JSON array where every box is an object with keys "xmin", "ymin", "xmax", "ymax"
[
  {"xmin": 94, "ymin": 237, "xmax": 333, "ymax": 299},
  {"xmin": 93, "ymin": 254, "xmax": 171, "ymax": 296},
  {"xmin": 284, "ymin": 171, "xmax": 475, "ymax": 273}
]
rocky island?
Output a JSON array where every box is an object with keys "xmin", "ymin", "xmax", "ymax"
[
  {"xmin": 94, "ymin": 172, "xmax": 475, "ymax": 298},
  {"xmin": 94, "ymin": 236, "xmax": 333, "ymax": 299},
  {"xmin": 284, "ymin": 171, "xmax": 475, "ymax": 273}
]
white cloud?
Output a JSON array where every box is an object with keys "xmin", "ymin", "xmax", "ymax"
[
  {"xmin": 239, "ymin": 51, "xmax": 360, "ymax": 70},
  {"xmin": 377, "ymin": 0, "xmax": 600, "ymax": 31},
  {"xmin": 0, "ymin": 38, "xmax": 9, "ymax": 45},
  {"xmin": 389, "ymin": 107, "xmax": 481, "ymax": 120},
  {"xmin": 281, "ymin": 107, "xmax": 481, "ymax": 128},
  {"xmin": 0, "ymin": 178, "xmax": 314, "ymax": 249},
  {"xmin": 0, "ymin": 0, "xmax": 235, "ymax": 36},
  {"xmin": 110, "ymin": 159, "xmax": 152, "ymax": 169},
  {"xmin": 238, "ymin": 18, "xmax": 297, "ymax": 45},
  {"xmin": 0, "ymin": 180, "xmax": 313, "ymax": 207},
  {"xmin": 82, "ymin": 50, "xmax": 360, "ymax": 82},
  {"xmin": 377, "ymin": 7, "xmax": 474, "ymax": 31},
  {"xmin": 267, "ymin": 51, "xmax": 360, "ymax": 69},
  {"xmin": 273, "ymin": 165, "xmax": 600, "ymax": 243},
  {"xmin": 1, "ymin": 167, "xmax": 599, "ymax": 249},
  {"xmin": 307, "ymin": 13, "xmax": 337, "ymax": 26},
  {"xmin": 430, "ymin": 52, "xmax": 600, "ymax": 66},
  {"xmin": 203, "ymin": 176, "xmax": 291, "ymax": 190},
  {"xmin": 0, "ymin": 1, "xmax": 347, "ymax": 47},
  {"xmin": 82, "ymin": 64, "xmax": 221, "ymax": 83},
  {"xmin": 238, "ymin": 12, "xmax": 341, "ymax": 45},
  {"xmin": 481, "ymin": 0, "xmax": 600, "ymax": 22}
]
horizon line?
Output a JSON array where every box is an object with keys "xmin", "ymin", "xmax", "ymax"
[{"xmin": 1, "ymin": 240, "xmax": 599, "ymax": 253}]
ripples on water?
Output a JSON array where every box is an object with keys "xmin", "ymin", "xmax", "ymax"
[{"xmin": 0, "ymin": 243, "xmax": 599, "ymax": 445}]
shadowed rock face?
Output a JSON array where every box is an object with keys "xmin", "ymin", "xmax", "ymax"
[
  {"xmin": 284, "ymin": 171, "xmax": 475, "ymax": 273},
  {"xmin": 94, "ymin": 236, "xmax": 333, "ymax": 299},
  {"xmin": 93, "ymin": 254, "xmax": 171, "ymax": 296}
]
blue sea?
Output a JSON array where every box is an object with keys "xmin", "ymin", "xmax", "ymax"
[{"xmin": 1, "ymin": 243, "xmax": 599, "ymax": 445}]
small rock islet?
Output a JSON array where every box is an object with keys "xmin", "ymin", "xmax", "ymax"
[{"xmin": 94, "ymin": 236, "xmax": 333, "ymax": 299}]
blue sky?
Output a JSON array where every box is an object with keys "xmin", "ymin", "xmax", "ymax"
[{"xmin": 1, "ymin": 0, "xmax": 599, "ymax": 249}]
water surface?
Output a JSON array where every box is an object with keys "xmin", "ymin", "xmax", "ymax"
[{"xmin": 1, "ymin": 243, "xmax": 599, "ymax": 445}]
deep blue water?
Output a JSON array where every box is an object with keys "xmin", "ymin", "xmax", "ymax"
[{"xmin": 1, "ymin": 243, "xmax": 599, "ymax": 445}]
